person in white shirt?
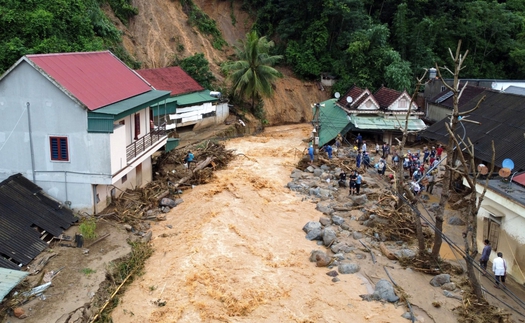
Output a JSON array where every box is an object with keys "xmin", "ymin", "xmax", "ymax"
[
  {"xmin": 361, "ymin": 141, "xmax": 367, "ymax": 154},
  {"xmin": 492, "ymin": 252, "xmax": 507, "ymax": 288}
]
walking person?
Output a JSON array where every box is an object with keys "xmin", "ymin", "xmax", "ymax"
[
  {"xmin": 356, "ymin": 151, "xmax": 362, "ymax": 168},
  {"xmin": 349, "ymin": 171, "xmax": 357, "ymax": 195},
  {"xmin": 361, "ymin": 141, "xmax": 367, "ymax": 154},
  {"xmin": 356, "ymin": 133, "xmax": 363, "ymax": 150},
  {"xmin": 363, "ymin": 152, "xmax": 371, "ymax": 170},
  {"xmin": 493, "ymin": 252, "xmax": 507, "ymax": 288},
  {"xmin": 184, "ymin": 151, "xmax": 194, "ymax": 168},
  {"xmin": 480, "ymin": 239, "xmax": 491, "ymax": 275},
  {"xmin": 325, "ymin": 144, "xmax": 333, "ymax": 159}
]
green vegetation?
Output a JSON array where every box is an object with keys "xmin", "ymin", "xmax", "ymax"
[
  {"xmin": 104, "ymin": 0, "xmax": 139, "ymax": 25},
  {"xmin": 175, "ymin": 53, "xmax": 216, "ymax": 89},
  {"xmin": 0, "ymin": 0, "xmax": 139, "ymax": 74},
  {"xmin": 82, "ymin": 267, "xmax": 96, "ymax": 275},
  {"xmin": 180, "ymin": 0, "xmax": 227, "ymax": 49},
  {"xmin": 78, "ymin": 217, "xmax": 98, "ymax": 240},
  {"xmin": 222, "ymin": 31, "xmax": 283, "ymax": 114},
  {"xmin": 245, "ymin": 0, "xmax": 525, "ymax": 92}
]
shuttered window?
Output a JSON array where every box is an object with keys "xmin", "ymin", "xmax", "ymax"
[
  {"xmin": 483, "ymin": 217, "xmax": 501, "ymax": 251},
  {"xmin": 50, "ymin": 137, "xmax": 69, "ymax": 161}
]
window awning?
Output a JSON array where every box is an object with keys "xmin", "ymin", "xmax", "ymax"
[{"xmin": 349, "ymin": 115, "xmax": 427, "ymax": 131}]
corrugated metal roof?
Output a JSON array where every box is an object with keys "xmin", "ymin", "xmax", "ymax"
[
  {"xmin": 429, "ymin": 84, "xmax": 486, "ymax": 109},
  {"xmin": 90, "ymin": 90, "xmax": 171, "ymax": 117},
  {"xmin": 423, "ymin": 90, "xmax": 525, "ymax": 170},
  {"xmin": 0, "ymin": 268, "xmax": 28, "ymax": 301},
  {"xmin": 172, "ymin": 90, "xmax": 218, "ymax": 106},
  {"xmin": 350, "ymin": 115, "xmax": 426, "ymax": 131},
  {"xmin": 0, "ymin": 174, "xmax": 76, "ymax": 268},
  {"xmin": 318, "ymin": 99, "xmax": 351, "ymax": 146},
  {"xmin": 26, "ymin": 51, "xmax": 152, "ymax": 111},
  {"xmin": 504, "ymin": 86, "xmax": 525, "ymax": 96},
  {"xmin": 136, "ymin": 67, "xmax": 204, "ymax": 96}
]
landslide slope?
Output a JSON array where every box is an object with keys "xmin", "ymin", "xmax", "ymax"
[{"xmin": 108, "ymin": 0, "xmax": 329, "ymax": 124}]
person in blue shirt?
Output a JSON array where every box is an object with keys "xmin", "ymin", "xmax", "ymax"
[
  {"xmin": 308, "ymin": 145, "xmax": 314, "ymax": 165},
  {"xmin": 356, "ymin": 151, "xmax": 362, "ymax": 168},
  {"xmin": 356, "ymin": 133, "xmax": 363, "ymax": 149},
  {"xmin": 325, "ymin": 145, "xmax": 333, "ymax": 159},
  {"xmin": 480, "ymin": 239, "xmax": 491, "ymax": 275},
  {"xmin": 184, "ymin": 151, "xmax": 194, "ymax": 168}
]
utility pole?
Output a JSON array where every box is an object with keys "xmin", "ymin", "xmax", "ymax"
[{"xmin": 312, "ymin": 103, "xmax": 321, "ymax": 156}]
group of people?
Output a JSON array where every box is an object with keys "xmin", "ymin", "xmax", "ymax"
[
  {"xmin": 339, "ymin": 170, "xmax": 363, "ymax": 195},
  {"xmin": 480, "ymin": 240, "xmax": 508, "ymax": 289}
]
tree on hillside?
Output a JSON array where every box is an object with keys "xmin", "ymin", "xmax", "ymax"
[
  {"xmin": 222, "ymin": 31, "xmax": 283, "ymax": 114},
  {"xmin": 176, "ymin": 53, "xmax": 216, "ymax": 89}
]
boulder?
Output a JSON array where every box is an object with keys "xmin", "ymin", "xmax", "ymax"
[
  {"xmin": 313, "ymin": 168, "xmax": 323, "ymax": 177},
  {"xmin": 441, "ymin": 282, "xmax": 457, "ymax": 291},
  {"xmin": 315, "ymin": 253, "xmax": 332, "ymax": 267},
  {"xmin": 309, "ymin": 250, "xmax": 326, "ymax": 262},
  {"xmin": 323, "ymin": 228, "xmax": 337, "ymax": 246},
  {"xmin": 351, "ymin": 194, "xmax": 368, "ymax": 205},
  {"xmin": 306, "ymin": 166, "xmax": 315, "ymax": 173},
  {"xmin": 160, "ymin": 198, "xmax": 183, "ymax": 208},
  {"xmin": 394, "ymin": 249, "xmax": 416, "ymax": 260},
  {"xmin": 430, "ymin": 274, "xmax": 451, "ymax": 287},
  {"xmin": 338, "ymin": 262, "xmax": 360, "ymax": 274},
  {"xmin": 319, "ymin": 217, "xmax": 331, "ymax": 226},
  {"xmin": 331, "ymin": 242, "xmax": 354, "ymax": 254},
  {"xmin": 368, "ymin": 279, "xmax": 399, "ymax": 303},
  {"xmin": 316, "ymin": 201, "xmax": 334, "ymax": 215},
  {"xmin": 448, "ymin": 217, "xmax": 466, "ymax": 226},
  {"xmin": 14, "ymin": 307, "xmax": 26, "ymax": 319},
  {"xmin": 306, "ymin": 228, "xmax": 323, "ymax": 241},
  {"xmin": 332, "ymin": 215, "xmax": 345, "ymax": 226},
  {"xmin": 352, "ymin": 231, "xmax": 363, "ymax": 240},
  {"xmin": 303, "ymin": 221, "xmax": 322, "ymax": 233}
]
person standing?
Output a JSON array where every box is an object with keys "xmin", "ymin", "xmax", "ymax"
[
  {"xmin": 356, "ymin": 151, "xmax": 362, "ymax": 168},
  {"xmin": 361, "ymin": 141, "xmax": 367, "ymax": 154},
  {"xmin": 363, "ymin": 152, "xmax": 371, "ymax": 170},
  {"xmin": 356, "ymin": 133, "xmax": 363, "ymax": 149},
  {"xmin": 338, "ymin": 171, "xmax": 347, "ymax": 187},
  {"xmin": 349, "ymin": 171, "xmax": 357, "ymax": 195},
  {"xmin": 184, "ymin": 151, "xmax": 194, "ymax": 168},
  {"xmin": 480, "ymin": 239, "xmax": 492, "ymax": 275},
  {"xmin": 355, "ymin": 172, "xmax": 363, "ymax": 194},
  {"xmin": 493, "ymin": 252, "xmax": 507, "ymax": 288},
  {"xmin": 325, "ymin": 145, "xmax": 333, "ymax": 159},
  {"xmin": 308, "ymin": 145, "xmax": 314, "ymax": 165},
  {"xmin": 436, "ymin": 144, "xmax": 444, "ymax": 159},
  {"xmin": 426, "ymin": 171, "xmax": 435, "ymax": 194}
]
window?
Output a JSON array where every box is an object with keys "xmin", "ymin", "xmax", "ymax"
[
  {"xmin": 399, "ymin": 98, "xmax": 407, "ymax": 109},
  {"xmin": 483, "ymin": 216, "xmax": 501, "ymax": 250},
  {"xmin": 50, "ymin": 137, "xmax": 69, "ymax": 161},
  {"xmin": 122, "ymin": 174, "xmax": 127, "ymax": 183}
]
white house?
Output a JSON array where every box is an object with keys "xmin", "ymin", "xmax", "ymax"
[
  {"xmin": 0, "ymin": 51, "xmax": 170, "ymax": 215},
  {"xmin": 471, "ymin": 177, "xmax": 525, "ymax": 284},
  {"xmin": 136, "ymin": 67, "xmax": 229, "ymax": 132}
]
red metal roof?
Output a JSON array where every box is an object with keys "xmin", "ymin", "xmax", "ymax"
[
  {"xmin": 136, "ymin": 66, "xmax": 204, "ymax": 96},
  {"xmin": 513, "ymin": 172, "xmax": 525, "ymax": 186},
  {"xmin": 27, "ymin": 51, "xmax": 152, "ymax": 111}
]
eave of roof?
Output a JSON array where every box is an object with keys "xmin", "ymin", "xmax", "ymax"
[
  {"xmin": 349, "ymin": 115, "xmax": 427, "ymax": 131},
  {"xmin": 318, "ymin": 98, "xmax": 351, "ymax": 146},
  {"xmin": 91, "ymin": 90, "xmax": 171, "ymax": 119},
  {"xmin": 0, "ymin": 268, "xmax": 28, "ymax": 301}
]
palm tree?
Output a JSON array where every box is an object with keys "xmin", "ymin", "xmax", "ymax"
[{"xmin": 223, "ymin": 31, "xmax": 283, "ymax": 112}]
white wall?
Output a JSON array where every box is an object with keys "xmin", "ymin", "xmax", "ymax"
[{"xmin": 474, "ymin": 183, "xmax": 525, "ymax": 284}]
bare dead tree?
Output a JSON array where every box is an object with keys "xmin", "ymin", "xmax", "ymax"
[
  {"xmin": 392, "ymin": 71, "xmax": 427, "ymax": 253},
  {"xmin": 431, "ymin": 40, "xmax": 469, "ymax": 259},
  {"xmin": 445, "ymin": 123, "xmax": 495, "ymax": 300}
]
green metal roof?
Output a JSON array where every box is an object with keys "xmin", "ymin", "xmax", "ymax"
[
  {"xmin": 92, "ymin": 90, "xmax": 170, "ymax": 118},
  {"xmin": 0, "ymin": 268, "xmax": 29, "ymax": 301},
  {"xmin": 88, "ymin": 90, "xmax": 170, "ymax": 133},
  {"xmin": 173, "ymin": 90, "xmax": 218, "ymax": 106},
  {"xmin": 317, "ymin": 98, "xmax": 351, "ymax": 146},
  {"xmin": 349, "ymin": 115, "xmax": 427, "ymax": 131}
]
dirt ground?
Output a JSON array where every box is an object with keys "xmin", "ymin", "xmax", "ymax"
[{"xmin": 110, "ymin": 124, "xmax": 459, "ymax": 322}]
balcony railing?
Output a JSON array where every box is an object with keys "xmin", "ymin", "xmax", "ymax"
[{"xmin": 126, "ymin": 130, "xmax": 167, "ymax": 163}]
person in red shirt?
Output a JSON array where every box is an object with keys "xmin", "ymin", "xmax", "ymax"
[{"xmin": 436, "ymin": 144, "xmax": 444, "ymax": 158}]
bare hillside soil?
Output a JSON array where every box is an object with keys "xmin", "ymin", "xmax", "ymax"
[{"xmin": 113, "ymin": 0, "xmax": 329, "ymax": 125}]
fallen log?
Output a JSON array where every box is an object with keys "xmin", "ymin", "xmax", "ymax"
[
  {"xmin": 379, "ymin": 242, "xmax": 397, "ymax": 260},
  {"xmin": 170, "ymin": 157, "xmax": 215, "ymax": 189}
]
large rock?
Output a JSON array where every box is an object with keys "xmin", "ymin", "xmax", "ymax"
[
  {"xmin": 306, "ymin": 166, "xmax": 315, "ymax": 173},
  {"xmin": 441, "ymin": 282, "xmax": 457, "ymax": 291},
  {"xmin": 306, "ymin": 228, "xmax": 323, "ymax": 241},
  {"xmin": 290, "ymin": 169, "xmax": 303, "ymax": 179},
  {"xmin": 448, "ymin": 217, "xmax": 466, "ymax": 226},
  {"xmin": 351, "ymin": 194, "xmax": 368, "ymax": 205},
  {"xmin": 331, "ymin": 242, "xmax": 354, "ymax": 254},
  {"xmin": 332, "ymin": 215, "xmax": 345, "ymax": 226},
  {"xmin": 313, "ymin": 168, "xmax": 323, "ymax": 177},
  {"xmin": 316, "ymin": 201, "xmax": 334, "ymax": 215},
  {"xmin": 430, "ymin": 274, "xmax": 451, "ymax": 287},
  {"xmin": 323, "ymin": 228, "xmax": 337, "ymax": 246},
  {"xmin": 303, "ymin": 221, "xmax": 322, "ymax": 233},
  {"xmin": 394, "ymin": 249, "xmax": 416, "ymax": 260},
  {"xmin": 360, "ymin": 279, "xmax": 399, "ymax": 303},
  {"xmin": 160, "ymin": 198, "xmax": 184, "ymax": 208},
  {"xmin": 352, "ymin": 231, "xmax": 363, "ymax": 240},
  {"xmin": 309, "ymin": 250, "xmax": 326, "ymax": 262},
  {"xmin": 319, "ymin": 217, "xmax": 331, "ymax": 226},
  {"xmin": 338, "ymin": 262, "xmax": 360, "ymax": 274}
]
